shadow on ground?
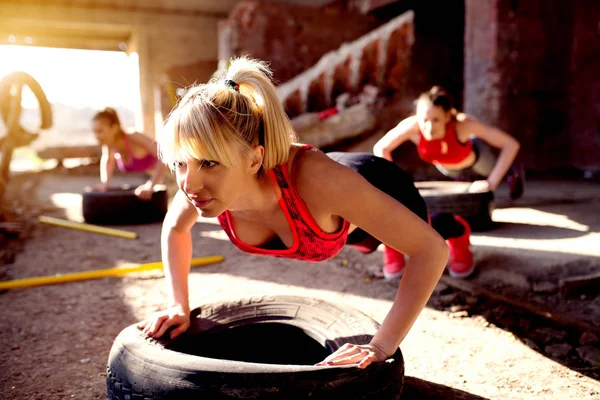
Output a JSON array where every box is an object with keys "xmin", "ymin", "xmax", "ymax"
[
  {"xmin": 402, "ymin": 377, "xmax": 489, "ymax": 400},
  {"xmin": 488, "ymin": 221, "xmax": 590, "ymax": 240},
  {"xmin": 425, "ymin": 274, "xmax": 600, "ymax": 382}
]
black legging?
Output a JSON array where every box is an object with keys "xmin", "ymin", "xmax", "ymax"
[{"xmin": 326, "ymin": 152, "xmax": 465, "ymax": 253}]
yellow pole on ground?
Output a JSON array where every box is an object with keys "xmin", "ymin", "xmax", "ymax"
[
  {"xmin": 0, "ymin": 256, "xmax": 224, "ymax": 290},
  {"xmin": 38, "ymin": 216, "xmax": 139, "ymax": 240}
]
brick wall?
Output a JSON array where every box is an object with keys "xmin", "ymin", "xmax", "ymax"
[
  {"xmin": 277, "ymin": 11, "xmax": 415, "ymax": 118},
  {"xmin": 221, "ymin": 1, "xmax": 381, "ymax": 83}
]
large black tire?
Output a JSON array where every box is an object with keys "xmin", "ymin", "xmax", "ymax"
[
  {"xmin": 82, "ymin": 184, "xmax": 168, "ymax": 225},
  {"xmin": 0, "ymin": 71, "xmax": 52, "ymax": 199},
  {"xmin": 0, "ymin": 71, "xmax": 53, "ymax": 131},
  {"xmin": 107, "ymin": 295, "xmax": 405, "ymax": 399},
  {"xmin": 415, "ymin": 181, "xmax": 495, "ymax": 232}
]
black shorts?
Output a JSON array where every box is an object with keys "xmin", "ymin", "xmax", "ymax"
[
  {"xmin": 327, "ymin": 152, "xmax": 464, "ymax": 252},
  {"xmin": 326, "ymin": 152, "xmax": 429, "ymax": 252}
]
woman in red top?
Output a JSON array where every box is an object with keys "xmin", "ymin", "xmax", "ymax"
[
  {"xmin": 138, "ymin": 58, "xmax": 470, "ymax": 369},
  {"xmin": 374, "ymin": 86, "xmax": 524, "ymax": 199}
]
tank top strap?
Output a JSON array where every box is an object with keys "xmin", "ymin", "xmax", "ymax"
[
  {"xmin": 218, "ymin": 144, "xmax": 349, "ymax": 262},
  {"xmin": 267, "ymin": 144, "xmax": 314, "ymax": 192},
  {"xmin": 448, "ymin": 122, "xmax": 467, "ymax": 146},
  {"xmin": 121, "ymin": 134, "xmax": 135, "ymax": 157}
]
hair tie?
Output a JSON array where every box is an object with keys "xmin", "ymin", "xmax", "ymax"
[{"xmin": 225, "ymin": 79, "xmax": 240, "ymax": 92}]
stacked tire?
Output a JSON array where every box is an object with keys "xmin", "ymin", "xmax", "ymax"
[{"xmin": 416, "ymin": 181, "xmax": 495, "ymax": 231}]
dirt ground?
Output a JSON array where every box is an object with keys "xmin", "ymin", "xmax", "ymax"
[{"xmin": 1, "ymin": 165, "xmax": 599, "ymax": 399}]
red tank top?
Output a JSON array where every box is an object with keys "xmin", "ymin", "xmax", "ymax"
[
  {"xmin": 217, "ymin": 146, "xmax": 351, "ymax": 262},
  {"xmin": 417, "ymin": 123, "xmax": 473, "ymax": 164}
]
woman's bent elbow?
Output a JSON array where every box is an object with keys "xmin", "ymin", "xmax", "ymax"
[
  {"xmin": 434, "ymin": 237, "xmax": 450, "ymax": 272},
  {"xmin": 513, "ymin": 140, "xmax": 521, "ymax": 153},
  {"xmin": 373, "ymin": 145, "xmax": 392, "ymax": 161}
]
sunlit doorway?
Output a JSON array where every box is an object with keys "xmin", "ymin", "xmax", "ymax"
[{"xmin": 0, "ymin": 44, "xmax": 142, "ymax": 171}]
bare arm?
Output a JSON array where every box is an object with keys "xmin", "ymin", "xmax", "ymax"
[
  {"xmin": 100, "ymin": 145, "xmax": 116, "ymax": 188},
  {"xmin": 461, "ymin": 117, "xmax": 520, "ymax": 190},
  {"xmin": 373, "ymin": 116, "xmax": 420, "ymax": 161},
  {"xmin": 161, "ymin": 190, "xmax": 200, "ymax": 311},
  {"xmin": 300, "ymin": 153, "xmax": 448, "ymax": 362},
  {"xmin": 140, "ymin": 190, "xmax": 199, "ymax": 339}
]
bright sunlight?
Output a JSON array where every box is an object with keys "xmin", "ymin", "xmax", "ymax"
[{"xmin": 0, "ymin": 44, "xmax": 141, "ymax": 110}]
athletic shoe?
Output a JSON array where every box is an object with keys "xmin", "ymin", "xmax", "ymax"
[
  {"xmin": 383, "ymin": 245, "xmax": 406, "ymax": 281},
  {"xmin": 446, "ymin": 216, "xmax": 475, "ymax": 278}
]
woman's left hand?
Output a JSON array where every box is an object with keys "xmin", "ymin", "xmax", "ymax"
[
  {"xmin": 314, "ymin": 342, "xmax": 390, "ymax": 369},
  {"xmin": 135, "ymin": 183, "xmax": 154, "ymax": 201}
]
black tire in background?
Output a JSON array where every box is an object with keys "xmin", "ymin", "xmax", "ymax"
[
  {"xmin": 416, "ymin": 181, "xmax": 495, "ymax": 232},
  {"xmin": 107, "ymin": 295, "xmax": 405, "ymax": 399},
  {"xmin": 82, "ymin": 184, "xmax": 168, "ymax": 225}
]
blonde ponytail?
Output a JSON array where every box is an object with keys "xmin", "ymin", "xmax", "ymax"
[
  {"xmin": 158, "ymin": 57, "xmax": 296, "ymax": 172},
  {"xmin": 225, "ymin": 58, "xmax": 295, "ymax": 169}
]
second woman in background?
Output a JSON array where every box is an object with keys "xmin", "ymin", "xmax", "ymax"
[
  {"xmin": 91, "ymin": 107, "xmax": 166, "ymax": 200},
  {"xmin": 374, "ymin": 86, "xmax": 524, "ymax": 200}
]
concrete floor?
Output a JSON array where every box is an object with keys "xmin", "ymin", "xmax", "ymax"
[{"xmin": 1, "ymin": 168, "xmax": 599, "ymax": 399}]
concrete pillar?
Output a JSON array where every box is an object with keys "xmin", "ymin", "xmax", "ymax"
[
  {"xmin": 464, "ymin": 0, "xmax": 583, "ymax": 170},
  {"xmin": 132, "ymin": 30, "xmax": 156, "ymax": 138},
  {"xmin": 218, "ymin": 19, "xmax": 233, "ymax": 62},
  {"xmin": 463, "ymin": 0, "xmax": 501, "ymax": 126},
  {"xmin": 568, "ymin": 0, "xmax": 600, "ymax": 169}
]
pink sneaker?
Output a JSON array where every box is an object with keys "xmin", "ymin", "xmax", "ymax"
[
  {"xmin": 383, "ymin": 245, "xmax": 406, "ymax": 281},
  {"xmin": 446, "ymin": 216, "xmax": 475, "ymax": 279}
]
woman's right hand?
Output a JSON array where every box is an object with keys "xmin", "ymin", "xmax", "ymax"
[{"xmin": 137, "ymin": 305, "xmax": 190, "ymax": 339}]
